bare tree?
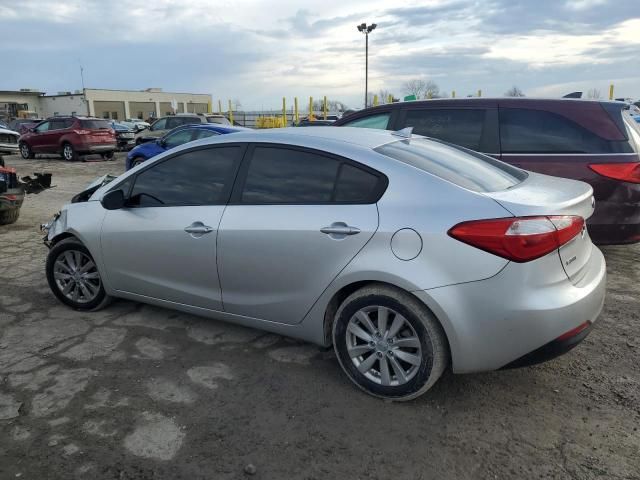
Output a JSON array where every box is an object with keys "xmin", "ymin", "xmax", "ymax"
[
  {"xmin": 587, "ymin": 88, "xmax": 601, "ymax": 99},
  {"xmin": 378, "ymin": 89, "xmax": 395, "ymax": 104},
  {"xmin": 505, "ymin": 86, "xmax": 525, "ymax": 97},
  {"xmin": 424, "ymin": 80, "xmax": 441, "ymax": 99},
  {"xmin": 403, "ymin": 79, "xmax": 427, "ymax": 98},
  {"xmin": 312, "ymin": 99, "xmax": 348, "ymax": 112}
]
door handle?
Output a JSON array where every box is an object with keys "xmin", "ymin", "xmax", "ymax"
[
  {"xmin": 184, "ymin": 221, "xmax": 214, "ymax": 237},
  {"xmin": 321, "ymin": 223, "xmax": 361, "ymax": 236}
]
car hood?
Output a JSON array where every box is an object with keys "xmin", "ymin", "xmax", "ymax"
[
  {"xmin": 71, "ymin": 174, "xmax": 118, "ymax": 203},
  {"xmin": 0, "ymin": 128, "xmax": 19, "ymax": 137}
]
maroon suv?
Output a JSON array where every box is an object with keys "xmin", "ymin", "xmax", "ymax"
[
  {"xmin": 19, "ymin": 116, "xmax": 117, "ymax": 161},
  {"xmin": 335, "ymin": 98, "xmax": 640, "ymax": 244}
]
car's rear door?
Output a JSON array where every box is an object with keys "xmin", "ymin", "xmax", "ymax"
[
  {"xmin": 397, "ymin": 101, "xmax": 499, "ymax": 156},
  {"xmin": 100, "ymin": 144, "xmax": 244, "ymax": 310},
  {"xmin": 217, "ymin": 144, "xmax": 384, "ymax": 325}
]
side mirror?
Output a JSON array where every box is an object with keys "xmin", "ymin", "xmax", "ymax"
[
  {"xmin": 101, "ymin": 189, "xmax": 126, "ymax": 210},
  {"xmin": 157, "ymin": 138, "xmax": 166, "ymax": 147}
]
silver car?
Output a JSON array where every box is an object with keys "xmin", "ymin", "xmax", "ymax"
[{"xmin": 42, "ymin": 127, "xmax": 606, "ymax": 400}]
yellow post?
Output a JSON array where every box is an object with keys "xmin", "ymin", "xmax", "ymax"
[
  {"xmin": 388, "ymin": 94, "xmax": 393, "ymax": 104},
  {"xmin": 207, "ymin": 100, "xmax": 212, "ymax": 113},
  {"xmin": 309, "ymin": 96, "xmax": 313, "ymax": 121},
  {"xmin": 282, "ymin": 97, "xmax": 287, "ymax": 126},
  {"xmin": 477, "ymin": 89, "xmax": 482, "ymax": 97},
  {"xmin": 452, "ymin": 90, "xmax": 456, "ymax": 98},
  {"xmin": 609, "ymin": 84, "xmax": 614, "ymax": 100},
  {"xmin": 323, "ymin": 96, "xmax": 328, "ymax": 120},
  {"xmin": 228, "ymin": 100, "xmax": 234, "ymax": 124},
  {"xmin": 373, "ymin": 94, "xmax": 378, "ymax": 106},
  {"xmin": 218, "ymin": 100, "xmax": 222, "ymax": 114},
  {"xmin": 294, "ymin": 97, "xmax": 299, "ymax": 124}
]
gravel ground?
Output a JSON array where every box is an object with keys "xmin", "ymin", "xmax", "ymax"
[{"xmin": 0, "ymin": 152, "xmax": 639, "ymax": 480}]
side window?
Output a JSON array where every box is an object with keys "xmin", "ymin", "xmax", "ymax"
[
  {"xmin": 63, "ymin": 119, "xmax": 75, "ymax": 128},
  {"xmin": 499, "ymin": 108, "xmax": 621, "ymax": 154},
  {"xmin": 151, "ymin": 118, "xmax": 167, "ymax": 131},
  {"xmin": 334, "ymin": 164, "xmax": 380, "ymax": 202},
  {"xmin": 194, "ymin": 130, "xmax": 220, "ymax": 140},
  {"xmin": 49, "ymin": 120, "xmax": 64, "ymax": 130},
  {"xmin": 342, "ymin": 113, "xmax": 391, "ymax": 130},
  {"xmin": 405, "ymin": 109, "xmax": 487, "ymax": 151},
  {"xmin": 165, "ymin": 117, "xmax": 181, "ymax": 129},
  {"xmin": 129, "ymin": 147, "xmax": 241, "ymax": 207},
  {"xmin": 35, "ymin": 121, "xmax": 50, "ymax": 132},
  {"xmin": 181, "ymin": 117, "xmax": 200, "ymax": 126},
  {"xmin": 241, "ymin": 147, "xmax": 339, "ymax": 204},
  {"xmin": 239, "ymin": 146, "xmax": 384, "ymax": 204},
  {"xmin": 163, "ymin": 129, "xmax": 195, "ymax": 149}
]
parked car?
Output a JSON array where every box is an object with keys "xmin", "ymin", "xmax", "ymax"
[
  {"xmin": 0, "ymin": 121, "xmax": 7, "ymax": 129},
  {"xmin": 335, "ymin": 98, "xmax": 640, "ymax": 245},
  {"xmin": 123, "ymin": 119, "xmax": 150, "ymax": 132},
  {"xmin": 0, "ymin": 164, "xmax": 24, "ymax": 225},
  {"xmin": 41, "ymin": 127, "xmax": 605, "ymax": 401},
  {"xmin": 111, "ymin": 122, "xmax": 136, "ymax": 151},
  {"xmin": 134, "ymin": 114, "xmax": 203, "ymax": 145},
  {"xmin": 126, "ymin": 123, "xmax": 245, "ymax": 170},
  {"xmin": 201, "ymin": 113, "xmax": 231, "ymax": 125},
  {"xmin": 0, "ymin": 128, "xmax": 20, "ymax": 161},
  {"xmin": 8, "ymin": 118, "xmax": 44, "ymax": 134},
  {"xmin": 19, "ymin": 116, "xmax": 117, "ymax": 161},
  {"xmin": 296, "ymin": 119, "xmax": 335, "ymax": 127}
]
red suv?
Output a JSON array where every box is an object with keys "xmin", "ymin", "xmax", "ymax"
[
  {"xmin": 335, "ymin": 98, "xmax": 640, "ymax": 245},
  {"xmin": 19, "ymin": 116, "xmax": 117, "ymax": 161}
]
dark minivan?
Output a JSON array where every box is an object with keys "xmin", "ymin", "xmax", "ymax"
[{"xmin": 335, "ymin": 98, "xmax": 640, "ymax": 245}]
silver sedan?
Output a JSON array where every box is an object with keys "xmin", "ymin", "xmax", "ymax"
[{"xmin": 42, "ymin": 127, "xmax": 606, "ymax": 400}]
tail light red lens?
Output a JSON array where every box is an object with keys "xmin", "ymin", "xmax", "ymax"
[
  {"xmin": 589, "ymin": 162, "xmax": 640, "ymax": 184},
  {"xmin": 73, "ymin": 129, "xmax": 91, "ymax": 135},
  {"xmin": 448, "ymin": 216, "xmax": 584, "ymax": 262}
]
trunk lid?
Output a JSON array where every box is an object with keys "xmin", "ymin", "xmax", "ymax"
[{"xmin": 484, "ymin": 171, "xmax": 595, "ymax": 284}]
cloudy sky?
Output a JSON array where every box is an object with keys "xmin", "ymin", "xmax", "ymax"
[{"xmin": 2, "ymin": 0, "xmax": 639, "ymax": 109}]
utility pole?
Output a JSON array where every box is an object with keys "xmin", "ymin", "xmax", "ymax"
[{"xmin": 357, "ymin": 22, "xmax": 377, "ymax": 109}]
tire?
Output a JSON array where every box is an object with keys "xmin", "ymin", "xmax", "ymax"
[
  {"xmin": 46, "ymin": 238, "xmax": 111, "ymax": 311},
  {"xmin": 0, "ymin": 208, "xmax": 20, "ymax": 225},
  {"xmin": 332, "ymin": 284, "xmax": 448, "ymax": 401},
  {"xmin": 19, "ymin": 142, "xmax": 34, "ymax": 159},
  {"xmin": 101, "ymin": 151, "xmax": 115, "ymax": 160},
  {"xmin": 61, "ymin": 143, "xmax": 78, "ymax": 162},
  {"xmin": 131, "ymin": 156, "xmax": 146, "ymax": 168},
  {"xmin": 0, "ymin": 156, "xmax": 4, "ymax": 167}
]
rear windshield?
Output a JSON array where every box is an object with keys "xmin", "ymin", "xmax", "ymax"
[
  {"xmin": 206, "ymin": 116, "xmax": 230, "ymax": 125},
  {"xmin": 80, "ymin": 120, "xmax": 111, "ymax": 129},
  {"xmin": 375, "ymin": 138, "xmax": 527, "ymax": 192}
]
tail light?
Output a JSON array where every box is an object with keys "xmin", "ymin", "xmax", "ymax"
[
  {"xmin": 589, "ymin": 162, "xmax": 640, "ymax": 183},
  {"xmin": 73, "ymin": 129, "xmax": 91, "ymax": 135},
  {"xmin": 448, "ymin": 216, "xmax": 584, "ymax": 262}
]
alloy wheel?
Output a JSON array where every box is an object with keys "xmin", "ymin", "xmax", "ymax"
[
  {"xmin": 20, "ymin": 144, "xmax": 30, "ymax": 158},
  {"xmin": 53, "ymin": 250, "xmax": 101, "ymax": 304},
  {"xmin": 345, "ymin": 305, "xmax": 422, "ymax": 386},
  {"xmin": 63, "ymin": 145, "xmax": 74, "ymax": 160}
]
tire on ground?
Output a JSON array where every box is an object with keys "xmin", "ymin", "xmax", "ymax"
[
  {"xmin": 0, "ymin": 208, "xmax": 20, "ymax": 225},
  {"xmin": 332, "ymin": 283, "xmax": 449, "ymax": 401}
]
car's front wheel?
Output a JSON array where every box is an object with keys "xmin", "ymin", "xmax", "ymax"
[
  {"xmin": 61, "ymin": 143, "xmax": 78, "ymax": 162},
  {"xmin": 46, "ymin": 238, "xmax": 111, "ymax": 311},
  {"xmin": 332, "ymin": 284, "xmax": 448, "ymax": 401},
  {"xmin": 131, "ymin": 156, "xmax": 145, "ymax": 168},
  {"xmin": 19, "ymin": 142, "xmax": 34, "ymax": 159}
]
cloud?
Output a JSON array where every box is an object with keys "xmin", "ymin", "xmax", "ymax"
[{"xmin": 2, "ymin": 0, "xmax": 639, "ymax": 108}]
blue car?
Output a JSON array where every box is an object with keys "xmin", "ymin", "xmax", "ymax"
[{"xmin": 126, "ymin": 123, "xmax": 245, "ymax": 170}]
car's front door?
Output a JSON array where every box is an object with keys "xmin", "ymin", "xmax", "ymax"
[
  {"xmin": 100, "ymin": 145, "xmax": 244, "ymax": 310},
  {"xmin": 29, "ymin": 121, "xmax": 51, "ymax": 152},
  {"xmin": 217, "ymin": 144, "xmax": 384, "ymax": 325}
]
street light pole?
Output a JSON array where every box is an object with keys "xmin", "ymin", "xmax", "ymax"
[{"xmin": 357, "ymin": 22, "xmax": 377, "ymax": 109}]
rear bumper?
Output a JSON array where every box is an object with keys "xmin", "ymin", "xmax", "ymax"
[
  {"xmin": 81, "ymin": 144, "xmax": 117, "ymax": 154},
  {"xmin": 413, "ymin": 247, "xmax": 606, "ymax": 373}
]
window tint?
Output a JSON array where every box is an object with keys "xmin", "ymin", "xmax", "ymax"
[
  {"xmin": 163, "ymin": 129, "xmax": 194, "ymax": 148},
  {"xmin": 334, "ymin": 164, "xmax": 380, "ymax": 202},
  {"xmin": 129, "ymin": 147, "xmax": 240, "ymax": 207},
  {"xmin": 242, "ymin": 147, "xmax": 339, "ymax": 203},
  {"xmin": 375, "ymin": 139, "xmax": 526, "ymax": 192},
  {"xmin": 405, "ymin": 109, "xmax": 486, "ymax": 151},
  {"xmin": 80, "ymin": 120, "xmax": 111, "ymax": 129},
  {"xmin": 194, "ymin": 129, "xmax": 220, "ymax": 140},
  {"xmin": 342, "ymin": 113, "xmax": 391, "ymax": 129},
  {"xmin": 499, "ymin": 108, "xmax": 634, "ymax": 154},
  {"xmin": 49, "ymin": 119, "xmax": 66, "ymax": 130}
]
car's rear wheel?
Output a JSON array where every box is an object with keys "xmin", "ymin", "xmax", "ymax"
[
  {"xmin": 0, "ymin": 208, "xmax": 20, "ymax": 225},
  {"xmin": 61, "ymin": 143, "xmax": 78, "ymax": 162},
  {"xmin": 332, "ymin": 284, "xmax": 448, "ymax": 401},
  {"xmin": 19, "ymin": 142, "xmax": 34, "ymax": 159},
  {"xmin": 101, "ymin": 151, "xmax": 115, "ymax": 160},
  {"xmin": 46, "ymin": 238, "xmax": 111, "ymax": 311}
]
